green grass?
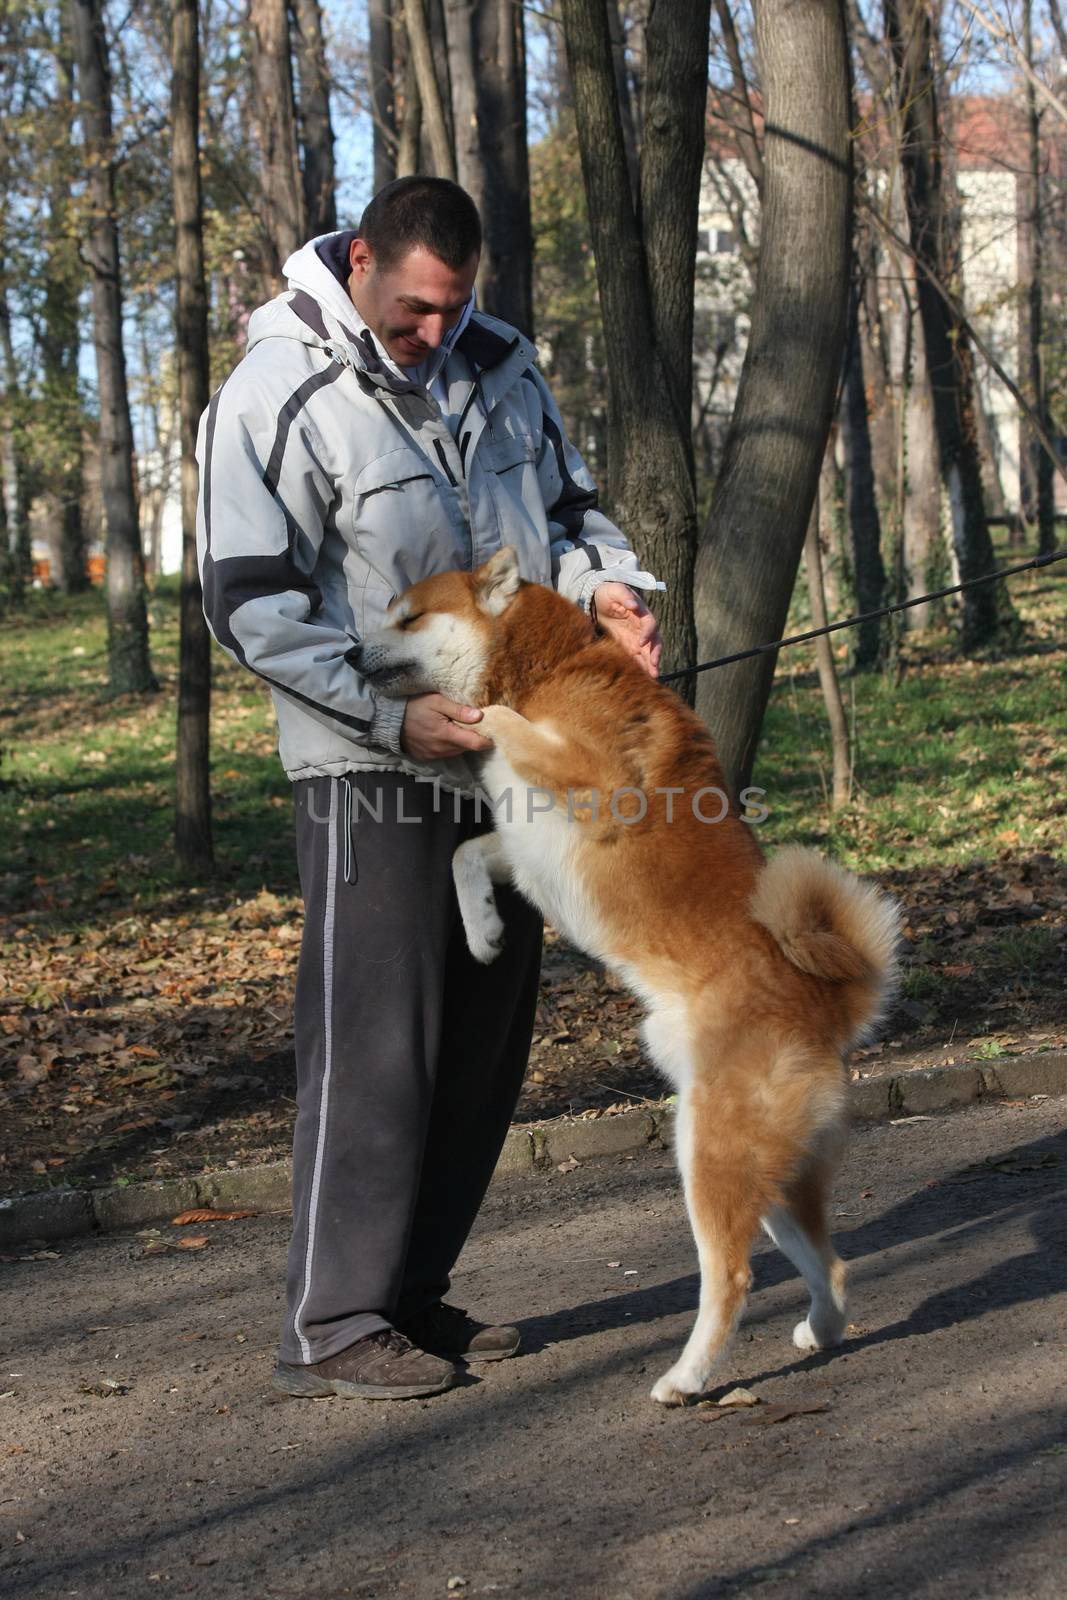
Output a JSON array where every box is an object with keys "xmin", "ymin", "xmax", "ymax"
[
  {"xmin": 0, "ymin": 578, "xmax": 293, "ymax": 921},
  {"xmin": 753, "ymin": 564, "xmax": 1067, "ymax": 872},
  {"xmin": 0, "ymin": 553, "xmax": 1063, "ymax": 926}
]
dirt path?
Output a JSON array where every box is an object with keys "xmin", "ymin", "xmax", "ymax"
[{"xmin": 1, "ymin": 1097, "xmax": 1064, "ymax": 1598}]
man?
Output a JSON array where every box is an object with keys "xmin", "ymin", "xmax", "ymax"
[{"xmin": 197, "ymin": 176, "xmax": 662, "ymax": 1401}]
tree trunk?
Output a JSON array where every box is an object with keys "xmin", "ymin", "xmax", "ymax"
[
  {"xmin": 1019, "ymin": 0, "xmax": 1055, "ymax": 556},
  {"xmin": 473, "ymin": 0, "xmax": 533, "ymax": 331},
  {"xmin": 884, "ymin": 0, "xmax": 1007, "ymax": 651},
  {"xmin": 69, "ymin": 0, "xmax": 155, "ymax": 694},
  {"xmin": 560, "ymin": 0, "xmax": 709, "ymax": 680},
  {"xmin": 404, "ymin": 0, "xmax": 456, "ymax": 178},
  {"xmin": 902, "ymin": 302, "xmax": 941, "ymax": 627},
  {"xmin": 369, "ymin": 0, "xmax": 397, "ymax": 189},
  {"xmin": 172, "ymin": 0, "xmax": 214, "ymax": 873},
  {"xmin": 640, "ymin": 0, "xmax": 710, "ymax": 459},
  {"xmin": 693, "ymin": 0, "xmax": 851, "ymax": 795},
  {"xmin": 395, "ymin": 22, "xmax": 422, "ymax": 177},
  {"xmin": 444, "ymin": 0, "xmax": 482, "ymax": 208},
  {"xmin": 250, "ymin": 0, "xmax": 307, "ymax": 284},
  {"xmin": 840, "ymin": 299, "xmax": 886, "ymax": 669},
  {"xmin": 43, "ymin": 7, "xmax": 88, "ymax": 594},
  {"xmin": 0, "ymin": 282, "xmax": 33, "ymax": 600},
  {"xmin": 606, "ymin": 0, "xmax": 639, "ymax": 202},
  {"xmin": 290, "ymin": 0, "xmax": 337, "ymax": 236},
  {"xmin": 805, "ymin": 495, "xmax": 850, "ymax": 808}
]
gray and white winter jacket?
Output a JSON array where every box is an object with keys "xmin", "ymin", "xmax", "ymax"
[{"xmin": 196, "ymin": 231, "xmax": 661, "ymax": 791}]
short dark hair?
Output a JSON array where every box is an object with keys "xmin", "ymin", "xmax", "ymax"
[{"xmin": 356, "ymin": 177, "xmax": 482, "ymax": 270}]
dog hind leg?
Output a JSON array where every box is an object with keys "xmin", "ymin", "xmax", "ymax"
[
  {"xmin": 650, "ymin": 1087, "xmax": 764, "ymax": 1406},
  {"xmin": 762, "ymin": 1158, "xmax": 848, "ymax": 1353}
]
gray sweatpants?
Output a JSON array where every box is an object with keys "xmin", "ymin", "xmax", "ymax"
[{"xmin": 280, "ymin": 772, "xmax": 542, "ymax": 1366}]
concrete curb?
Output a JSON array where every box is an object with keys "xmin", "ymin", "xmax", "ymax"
[{"xmin": 2, "ymin": 1051, "xmax": 1064, "ymax": 1249}]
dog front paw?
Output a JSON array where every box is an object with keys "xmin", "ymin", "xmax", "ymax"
[{"xmin": 464, "ymin": 902, "xmax": 506, "ymax": 965}]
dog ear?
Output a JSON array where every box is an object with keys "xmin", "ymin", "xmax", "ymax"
[{"xmin": 476, "ymin": 546, "xmax": 522, "ymax": 617}]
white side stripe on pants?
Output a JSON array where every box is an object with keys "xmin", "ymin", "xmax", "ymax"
[{"xmin": 293, "ymin": 777, "xmax": 339, "ymax": 1362}]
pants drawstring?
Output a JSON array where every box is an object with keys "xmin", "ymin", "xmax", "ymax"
[{"xmin": 342, "ymin": 775, "xmax": 358, "ymax": 885}]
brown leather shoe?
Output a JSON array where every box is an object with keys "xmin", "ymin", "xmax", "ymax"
[
  {"xmin": 273, "ymin": 1327, "xmax": 456, "ymax": 1399},
  {"xmin": 397, "ymin": 1302, "xmax": 521, "ymax": 1363}
]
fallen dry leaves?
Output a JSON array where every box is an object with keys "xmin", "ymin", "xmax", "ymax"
[
  {"xmin": 171, "ymin": 1209, "xmax": 257, "ymax": 1225},
  {"xmin": 1, "ymin": 854, "xmax": 1064, "ymax": 1194}
]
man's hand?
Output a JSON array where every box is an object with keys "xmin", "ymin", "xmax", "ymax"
[
  {"xmin": 591, "ymin": 582, "xmax": 663, "ymax": 678},
  {"xmin": 400, "ymin": 692, "xmax": 493, "ymax": 761}
]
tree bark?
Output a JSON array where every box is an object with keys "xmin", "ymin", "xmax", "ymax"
[
  {"xmin": 473, "ymin": 0, "xmax": 533, "ymax": 331},
  {"xmin": 172, "ymin": 0, "xmax": 214, "ymax": 873},
  {"xmin": 884, "ymin": 0, "xmax": 1006, "ymax": 650},
  {"xmin": 369, "ymin": 0, "xmax": 397, "ymax": 189},
  {"xmin": 840, "ymin": 297, "xmax": 886, "ymax": 669},
  {"xmin": 1019, "ymin": 0, "xmax": 1055, "ymax": 555},
  {"xmin": 43, "ymin": 7, "xmax": 87, "ymax": 594},
  {"xmin": 0, "ymin": 282, "xmax": 33, "ymax": 599},
  {"xmin": 902, "ymin": 300, "xmax": 941, "ymax": 626},
  {"xmin": 693, "ymin": 0, "xmax": 852, "ymax": 795},
  {"xmin": 606, "ymin": 0, "xmax": 639, "ymax": 203},
  {"xmin": 560, "ymin": 0, "xmax": 708, "ymax": 680},
  {"xmin": 444, "ymin": 0, "xmax": 482, "ymax": 207},
  {"xmin": 641, "ymin": 0, "xmax": 711, "ymax": 456},
  {"xmin": 395, "ymin": 22, "xmax": 422, "ymax": 177},
  {"xmin": 805, "ymin": 494, "xmax": 850, "ymax": 808},
  {"xmin": 290, "ymin": 0, "xmax": 337, "ymax": 236},
  {"xmin": 404, "ymin": 0, "xmax": 456, "ymax": 178},
  {"xmin": 250, "ymin": 0, "xmax": 307, "ymax": 284},
  {"xmin": 69, "ymin": 0, "xmax": 154, "ymax": 693}
]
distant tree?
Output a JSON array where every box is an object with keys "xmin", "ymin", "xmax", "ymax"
[
  {"xmin": 172, "ymin": 0, "xmax": 213, "ymax": 872},
  {"xmin": 291, "ymin": 0, "xmax": 337, "ymax": 236},
  {"xmin": 0, "ymin": 279, "xmax": 33, "ymax": 600},
  {"xmin": 694, "ymin": 0, "xmax": 852, "ymax": 794},
  {"xmin": 884, "ymin": 0, "xmax": 1009, "ymax": 650},
  {"xmin": 840, "ymin": 291, "xmax": 886, "ymax": 668},
  {"xmin": 404, "ymin": 0, "xmax": 455, "ymax": 178},
  {"xmin": 1019, "ymin": 0, "xmax": 1055, "ymax": 555},
  {"xmin": 249, "ymin": 0, "xmax": 307, "ymax": 283},
  {"xmin": 368, "ymin": 0, "xmax": 397, "ymax": 189},
  {"xmin": 41, "ymin": 5, "xmax": 87, "ymax": 594},
  {"xmin": 69, "ymin": 0, "xmax": 155, "ymax": 694}
]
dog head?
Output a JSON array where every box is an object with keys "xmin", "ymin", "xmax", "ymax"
[{"xmin": 356, "ymin": 546, "xmax": 524, "ymax": 702}]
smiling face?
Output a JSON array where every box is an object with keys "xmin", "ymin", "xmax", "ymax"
[
  {"xmin": 357, "ymin": 549, "xmax": 523, "ymax": 701},
  {"xmin": 347, "ymin": 240, "xmax": 478, "ymax": 367}
]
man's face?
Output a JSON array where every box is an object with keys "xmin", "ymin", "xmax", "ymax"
[{"xmin": 347, "ymin": 240, "xmax": 479, "ymax": 367}]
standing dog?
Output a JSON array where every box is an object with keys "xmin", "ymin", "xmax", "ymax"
[{"xmin": 358, "ymin": 548, "xmax": 899, "ymax": 1405}]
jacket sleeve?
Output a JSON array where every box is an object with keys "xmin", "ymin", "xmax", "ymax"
[
  {"xmin": 526, "ymin": 368, "xmax": 664, "ymax": 610},
  {"xmin": 195, "ymin": 365, "xmax": 406, "ymax": 755}
]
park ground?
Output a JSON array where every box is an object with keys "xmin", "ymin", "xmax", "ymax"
[
  {"xmin": 0, "ymin": 1098, "xmax": 1064, "ymax": 1598},
  {"xmin": 0, "ymin": 553, "xmax": 1065, "ymax": 1193}
]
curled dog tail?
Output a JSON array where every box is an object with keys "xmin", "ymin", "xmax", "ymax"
[{"xmin": 750, "ymin": 846, "xmax": 901, "ymax": 1037}]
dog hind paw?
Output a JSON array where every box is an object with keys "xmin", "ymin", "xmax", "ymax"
[
  {"xmin": 792, "ymin": 1313, "xmax": 846, "ymax": 1353},
  {"xmin": 650, "ymin": 1367, "xmax": 704, "ymax": 1407}
]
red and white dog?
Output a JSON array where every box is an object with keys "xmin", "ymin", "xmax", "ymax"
[{"xmin": 359, "ymin": 549, "xmax": 899, "ymax": 1405}]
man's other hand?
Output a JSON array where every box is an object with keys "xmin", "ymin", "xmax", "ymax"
[
  {"xmin": 400, "ymin": 693, "xmax": 492, "ymax": 761},
  {"xmin": 591, "ymin": 582, "xmax": 663, "ymax": 678}
]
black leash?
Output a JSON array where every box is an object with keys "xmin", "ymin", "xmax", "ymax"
[{"xmin": 661, "ymin": 548, "xmax": 1067, "ymax": 685}]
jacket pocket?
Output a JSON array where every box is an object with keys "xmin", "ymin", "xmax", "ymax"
[
  {"xmin": 354, "ymin": 450, "xmax": 436, "ymax": 501},
  {"xmin": 482, "ymin": 433, "xmax": 537, "ymax": 476},
  {"xmin": 352, "ymin": 449, "xmax": 469, "ymax": 587}
]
